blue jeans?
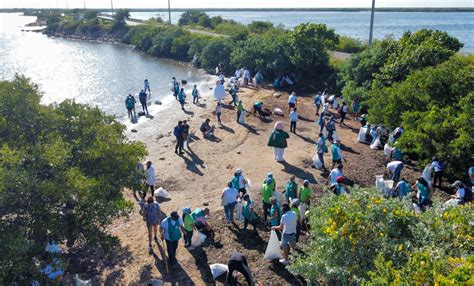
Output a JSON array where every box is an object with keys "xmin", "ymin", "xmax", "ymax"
[
  {"xmin": 392, "ymin": 163, "xmax": 404, "ymax": 182},
  {"xmin": 224, "ymin": 201, "xmax": 237, "ymax": 222}
]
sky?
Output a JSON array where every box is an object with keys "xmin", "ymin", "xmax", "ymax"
[{"xmin": 1, "ymin": 0, "xmax": 472, "ymax": 9}]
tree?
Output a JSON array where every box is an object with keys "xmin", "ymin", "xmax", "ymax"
[
  {"xmin": 83, "ymin": 9, "xmax": 98, "ymax": 20},
  {"xmin": 199, "ymin": 39, "xmax": 234, "ymax": 73},
  {"xmin": 178, "ymin": 10, "xmax": 207, "ymax": 26},
  {"xmin": 0, "ymin": 76, "xmax": 147, "ymax": 283},
  {"xmin": 248, "ymin": 21, "xmax": 274, "ymax": 34},
  {"xmin": 114, "ymin": 9, "xmax": 130, "ymax": 23}
]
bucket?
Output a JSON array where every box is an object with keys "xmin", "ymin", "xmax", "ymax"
[{"xmin": 375, "ymin": 175, "xmax": 384, "ymax": 191}]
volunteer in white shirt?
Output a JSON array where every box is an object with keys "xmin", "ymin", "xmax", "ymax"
[
  {"xmin": 271, "ymin": 202, "xmax": 297, "ymax": 265},
  {"xmin": 329, "ymin": 164, "xmax": 343, "ymax": 184},
  {"xmin": 289, "ymin": 108, "xmax": 298, "ymax": 133},
  {"xmin": 222, "ymin": 181, "xmax": 239, "ymax": 223},
  {"xmin": 288, "ymin": 92, "xmax": 297, "ymax": 113},
  {"xmin": 145, "ymin": 161, "xmax": 157, "ymax": 197},
  {"xmin": 386, "ymin": 160, "xmax": 404, "ymax": 183}
]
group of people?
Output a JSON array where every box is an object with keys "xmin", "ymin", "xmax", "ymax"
[{"xmin": 125, "ymin": 79, "xmax": 152, "ymax": 119}]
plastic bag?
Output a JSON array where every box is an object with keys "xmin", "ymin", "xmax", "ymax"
[
  {"xmin": 210, "ymin": 263, "xmax": 228, "ymax": 279},
  {"xmin": 154, "ymin": 187, "xmax": 170, "ymax": 199},
  {"xmin": 370, "ymin": 135, "xmax": 381, "ymax": 149},
  {"xmin": 298, "ymin": 203, "xmax": 307, "ymax": 222},
  {"xmin": 332, "ymin": 131, "xmax": 339, "ymax": 141},
  {"xmin": 191, "ymin": 231, "xmax": 207, "ymax": 247},
  {"xmin": 384, "ymin": 144, "xmax": 394, "ymax": 158},
  {"xmin": 422, "ymin": 164, "xmax": 432, "ymax": 182},
  {"xmin": 375, "ymin": 175, "xmax": 384, "ymax": 192},
  {"xmin": 313, "ymin": 154, "xmax": 323, "ymax": 169},
  {"xmin": 273, "ymin": 108, "xmax": 283, "ymax": 115},
  {"xmin": 245, "ymin": 178, "xmax": 252, "ymax": 190},
  {"xmin": 272, "ymin": 191, "xmax": 282, "ymax": 205},
  {"xmin": 235, "ymin": 201, "xmax": 243, "ymax": 222},
  {"xmin": 264, "ymin": 230, "xmax": 282, "ymax": 260},
  {"xmin": 357, "ymin": 127, "xmax": 368, "ymax": 143},
  {"xmin": 238, "ymin": 110, "xmax": 246, "ymax": 124}
]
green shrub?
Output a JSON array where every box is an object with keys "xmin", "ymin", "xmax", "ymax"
[
  {"xmin": 199, "ymin": 38, "xmax": 235, "ymax": 73},
  {"xmin": 336, "ymin": 36, "xmax": 365, "ymax": 53},
  {"xmin": 248, "ymin": 21, "xmax": 274, "ymax": 34},
  {"xmin": 290, "ymin": 188, "xmax": 473, "ymax": 284}
]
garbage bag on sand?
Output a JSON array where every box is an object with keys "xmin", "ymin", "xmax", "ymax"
[
  {"xmin": 238, "ymin": 110, "xmax": 246, "ymax": 124},
  {"xmin": 332, "ymin": 131, "xmax": 339, "ymax": 142},
  {"xmin": 210, "ymin": 264, "xmax": 228, "ymax": 280},
  {"xmin": 273, "ymin": 108, "xmax": 284, "ymax": 115},
  {"xmin": 357, "ymin": 127, "xmax": 368, "ymax": 143},
  {"xmin": 154, "ymin": 187, "xmax": 170, "ymax": 199},
  {"xmin": 422, "ymin": 164, "xmax": 432, "ymax": 182},
  {"xmin": 264, "ymin": 230, "xmax": 282, "ymax": 261},
  {"xmin": 370, "ymin": 135, "xmax": 381, "ymax": 149},
  {"xmin": 313, "ymin": 154, "xmax": 323, "ymax": 169},
  {"xmin": 214, "ymin": 83, "xmax": 227, "ymax": 101},
  {"xmin": 191, "ymin": 231, "xmax": 207, "ymax": 247},
  {"xmin": 384, "ymin": 144, "xmax": 394, "ymax": 158}
]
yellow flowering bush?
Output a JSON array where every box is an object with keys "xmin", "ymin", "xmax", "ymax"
[{"xmin": 289, "ymin": 188, "xmax": 473, "ymax": 285}]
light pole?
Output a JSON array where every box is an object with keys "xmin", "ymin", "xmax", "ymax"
[
  {"xmin": 83, "ymin": 0, "xmax": 86, "ymax": 9},
  {"xmin": 111, "ymin": 0, "xmax": 114, "ymax": 16},
  {"xmin": 368, "ymin": 0, "xmax": 376, "ymax": 48},
  {"xmin": 168, "ymin": 0, "xmax": 171, "ymax": 25}
]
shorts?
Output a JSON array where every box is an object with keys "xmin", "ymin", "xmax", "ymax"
[
  {"xmin": 281, "ymin": 233, "xmax": 296, "ymax": 248},
  {"xmin": 238, "ymin": 188, "xmax": 247, "ymax": 195},
  {"xmin": 332, "ymin": 159, "xmax": 342, "ymax": 164},
  {"xmin": 127, "ymin": 107, "xmax": 133, "ymax": 111},
  {"xmin": 289, "ymin": 102, "xmax": 296, "ymax": 108}
]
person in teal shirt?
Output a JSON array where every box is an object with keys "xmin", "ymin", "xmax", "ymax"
[
  {"xmin": 269, "ymin": 197, "xmax": 281, "ymax": 227},
  {"xmin": 242, "ymin": 194, "xmax": 256, "ymax": 231},
  {"xmin": 331, "ymin": 140, "xmax": 345, "ymax": 169},
  {"xmin": 192, "ymin": 85, "xmax": 199, "ymax": 104},
  {"xmin": 160, "ymin": 211, "xmax": 185, "ymax": 266},
  {"xmin": 178, "ymin": 88, "xmax": 186, "ymax": 110},
  {"xmin": 284, "ymin": 175, "xmax": 298, "ymax": 201},
  {"xmin": 412, "ymin": 177, "xmax": 431, "ymax": 211}
]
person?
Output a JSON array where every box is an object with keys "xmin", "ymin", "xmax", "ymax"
[
  {"xmin": 299, "ymin": 180, "xmax": 313, "ymax": 206},
  {"xmin": 222, "ymin": 181, "xmax": 239, "ymax": 223},
  {"xmin": 125, "ymin": 94, "xmax": 136, "ymax": 119},
  {"xmin": 139, "ymin": 89, "xmax": 149, "ymax": 114},
  {"xmin": 173, "ymin": 121, "xmax": 184, "ymax": 155},
  {"xmin": 226, "ymin": 251, "xmax": 254, "ymax": 286},
  {"xmin": 431, "ymin": 157, "xmax": 445, "ymax": 188},
  {"xmin": 329, "ymin": 164, "xmax": 343, "ymax": 185},
  {"xmin": 317, "ymin": 116, "xmax": 326, "ymax": 134},
  {"xmin": 229, "ymin": 84, "xmax": 238, "ymax": 106},
  {"xmin": 253, "ymin": 101, "xmax": 264, "ymax": 117},
  {"xmin": 145, "ymin": 161, "xmax": 156, "ymax": 197},
  {"xmin": 160, "ymin": 211, "xmax": 185, "ymax": 266},
  {"xmin": 412, "ymin": 177, "xmax": 432, "ymax": 211},
  {"xmin": 192, "ymin": 84, "xmax": 199, "ymax": 104},
  {"xmin": 290, "ymin": 199, "xmax": 302, "ymax": 242},
  {"xmin": 269, "ymin": 197, "xmax": 281, "ymax": 231},
  {"xmin": 135, "ymin": 162, "xmax": 146, "ymax": 199},
  {"xmin": 314, "ymin": 92, "xmax": 322, "ymax": 116},
  {"xmin": 182, "ymin": 207, "xmax": 195, "ymax": 248},
  {"xmin": 393, "ymin": 144, "xmax": 404, "ymax": 161},
  {"xmin": 289, "ymin": 108, "xmax": 298, "ymax": 133},
  {"xmin": 243, "ymin": 69, "xmax": 251, "ymax": 86},
  {"xmin": 231, "ymin": 168, "xmax": 247, "ymax": 197},
  {"xmin": 173, "ymin": 79, "xmax": 180, "ymax": 100},
  {"xmin": 391, "ymin": 125, "xmax": 405, "ymax": 142},
  {"xmin": 242, "ymin": 194, "xmax": 256, "ymax": 231},
  {"xmin": 284, "ymin": 175, "xmax": 298, "ymax": 202},
  {"xmin": 255, "ymin": 71, "xmax": 264, "ymax": 86},
  {"xmin": 351, "ymin": 98, "xmax": 360, "ymax": 119},
  {"xmin": 144, "ymin": 79, "xmax": 151, "ymax": 93},
  {"xmin": 200, "ymin": 119, "xmax": 214, "ymax": 137},
  {"xmin": 267, "ymin": 122, "xmax": 290, "ymax": 162},
  {"xmin": 331, "ymin": 176, "xmax": 347, "ymax": 196},
  {"xmin": 326, "ymin": 117, "xmax": 336, "ymax": 142},
  {"xmin": 331, "ymin": 140, "xmax": 345, "ymax": 169},
  {"xmin": 237, "ymin": 100, "xmax": 244, "ymax": 123},
  {"xmin": 215, "ymin": 102, "xmax": 222, "ymax": 125},
  {"xmin": 360, "ymin": 113, "xmax": 368, "ymax": 127},
  {"xmin": 444, "ymin": 181, "xmax": 467, "ymax": 207},
  {"xmin": 262, "ymin": 176, "xmax": 275, "ymax": 222},
  {"xmin": 271, "ymin": 202, "xmax": 297, "ymax": 265},
  {"xmin": 191, "ymin": 208, "xmax": 211, "ymax": 232},
  {"xmin": 182, "ymin": 120, "xmax": 190, "ymax": 149},
  {"xmin": 219, "ymin": 73, "xmax": 225, "ymax": 85},
  {"xmin": 178, "ymin": 88, "xmax": 186, "ymax": 110},
  {"xmin": 387, "ymin": 160, "xmax": 404, "ymax": 183},
  {"xmin": 316, "ymin": 133, "xmax": 328, "ymax": 170},
  {"xmin": 143, "ymin": 196, "xmax": 161, "ymax": 252},
  {"xmin": 288, "ymin": 92, "xmax": 297, "ymax": 113},
  {"xmin": 393, "ymin": 178, "xmax": 411, "ymax": 198},
  {"xmin": 339, "ymin": 101, "xmax": 349, "ymax": 126}
]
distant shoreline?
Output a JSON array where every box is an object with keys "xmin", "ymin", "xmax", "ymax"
[{"xmin": 3, "ymin": 8, "xmax": 474, "ymax": 13}]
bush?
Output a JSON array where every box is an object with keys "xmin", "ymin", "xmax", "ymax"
[
  {"xmin": 199, "ymin": 38, "xmax": 235, "ymax": 73},
  {"xmin": 178, "ymin": 10, "xmax": 208, "ymax": 26},
  {"xmin": 336, "ymin": 36, "xmax": 365, "ymax": 53},
  {"xmin": 0, "ymin": 76, "xmax": 147, "ymax": 283},
  {"xmin": 248, "ymin": 21, "xmax": 274, "ymax": 34},
  {"xmin": 290, "ymin": 188, "xmax": 473, "ymax": 284}
]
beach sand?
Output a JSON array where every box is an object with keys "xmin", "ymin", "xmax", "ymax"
[{"xmin": 69, "ymin": 84, "xmax": 428, "ymax": 285}]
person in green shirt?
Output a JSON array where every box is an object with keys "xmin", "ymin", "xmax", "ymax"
[
  {"xmin": 284, "ymin": 175, "xmax": 298, "ymax": 202},
  {"xmin": 237, "ymin": 100, "xmax": 244, "ymax": 123},
  {"xmin": 299, "ymin": 180, "xmax": 313, "ymax": 206},
  {"xmin": 268, "ymin": 122, "xmax": 290, "ymax": 162},
  {"xmin": 291, "ymin": 199, "xmax": 302, "ymax": 242},
  {"xmin": 269, "ymin": 197, "xmax": 281, "ymax": 229},
  {"xmin": 242, "ymin": 194, "xmax": 256, "ymax": 231},
  {"xmin": 182, "ymin": 207, "xmax": 195, "ymax": 248},
  {"xmin": 262, "ymin": 175, "xmax": 275, "ymax": 222}
]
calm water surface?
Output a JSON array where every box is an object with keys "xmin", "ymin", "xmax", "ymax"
[
  {"xmin": 0, "ymin": 13, "xmax": 213, "ymax": 119},
  {"xmin": 131, "ymin": 11, "xmax": 474, "ymax": 52}
]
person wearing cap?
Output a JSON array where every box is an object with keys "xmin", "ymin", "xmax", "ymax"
[
  {"xmin": 268, "ymin": 122, "xmax": 290, "ymax": 162},
  {"xmin": 331, "ymin": 176, "xmax": 347, "ymax": 196},
  {"xmin": 299, "ymin": 180, "xmax": 313, "ymax": 206},
  {"xmin": 288, "ymin": 92, "xmax": 297, "ymax": 113},
  {"xmin": 269, "ymin": 197, "xmax": 281, "ymax": 230},
  {"xmin": 444, "ymin": 181, "xmax": 468, "ymax": 207},
  {"xmin": 284, "ymin": 175, "xmax": 298, "ymax": 202},
  {"xmin": 231, "ymin": 168, "xmax": 247, "ymax": 197},
  {"xmin": 145, "ymin": 161, "xmax": 157, "ymax": 197},
  {"xmin": 262, "ymin": 175, "xmax": 275, "ymax": 222},
  {"xmin": 143, "ymin": 196, "xmax": 161, "ymax": 252},
  {"xmin": 160, "ymin": 211, "xmax": 185, "ymax": 266},
  {"xmin": 430, "ymin": 157, "xmax": 446, "ymax": 189},
  {"xmin": 330, "ymin": 140, "xmax": 345, "ymax": 170},
  {"xmin": 222, "ymin": 181, "xmax": 239, "ymax": 223},
  {"xmin": 290, "ymin": 199, "xmax": 302, "ymax": 242},
  {"xmin": 272, "ymin": 202, "xmax": 297, "ymax": 265},
  {"xmin": 316, "ymin": 132, "xmax": 328, "ymax": 170},
  {"xmin": 226, "ymin": 251, "xmax": 255, "ymax": 286},
  {"xmin": 329, "ymin": 164, "xmax": 343, "ymax": 185},
  {"xmin": 182, "ymin": 208, "xmax": 195, "ymax": 248},
  {"xmin": 387, "ymin": 160, "xmax": 404, "ymax": 183},
  {"xmin": 242, "ymin": 194, "xmax": 256, "ymax": 231}
]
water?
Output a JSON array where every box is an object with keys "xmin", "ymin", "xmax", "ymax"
[
  {"xmin": 0, "ymin": 13, "xmax": 213, "ymax": 121},
  {"xmin": 131, "ymin": 11, "xmax": 474, "ymax": 52}
]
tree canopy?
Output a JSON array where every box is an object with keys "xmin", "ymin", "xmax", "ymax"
[{"xmin": 0, "ymin": 76, "xmax": 147, "ymax": 283}]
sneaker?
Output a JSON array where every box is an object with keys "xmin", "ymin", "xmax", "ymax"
[{"xmin": 279, "ymin": 258, "xmax": 289, "ymax": 265}]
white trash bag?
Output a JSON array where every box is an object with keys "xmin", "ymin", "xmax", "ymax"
[
  {"xmin": 264, "ymin": 230, "xmax": 282, "ymax": 261},
  {"xmin": 272, "ymin": 191, "xmax": 282, "ymax": 205},
  {"xmin": 235, "ymin": 201, "xmax": 243, "ymax": 222},
  {"xmin": 273, "ymin": 108, "xmax": 284, "ymax": 115},
  {"xmin": 422, "ymin": 164, "xmax": 432, "ymax": 182},
  {"xmin": 154, "ymin": 187, "xmax": 171, "ymax": 199},
  {"xmin": 298, "ymin": 203, "xmax": 307, "ymax": 222},
  {"xmin": 384, "ymin": 144, "xmax": 394, "ymax": 158},
  {"xmin": 210, "ymin": 263, "xmax": 229, "ymax": 280},
  {"xmin": 332, "ymin": 131, "xmax": 339, "ymax": 141},
  {"xmin": 370, "ymin": 135, "xmax": 381, "ymax": 149},
  {"xmin": 191, "ymin": 231, "xmax": 207, "ymax": 247},
  {"xmin": 238, "ymin": 110, "xmax": 246, "ymax": 124},
  {"xmin": 313, "ymin": 154, "xmax": 323, "ymax": 169},
  {"xmin": 357, "ymin": 127, "xmax": 368, "ymax": 143}
]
